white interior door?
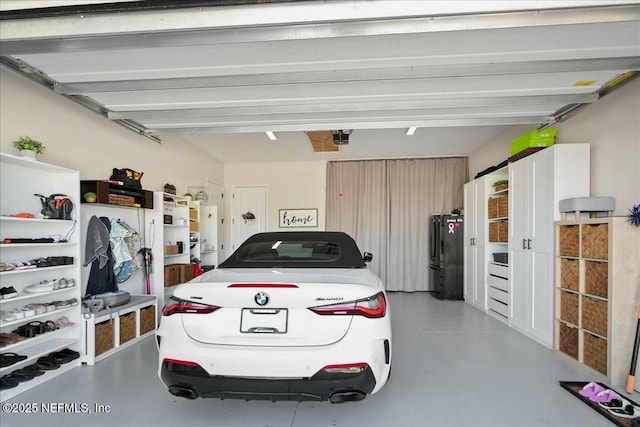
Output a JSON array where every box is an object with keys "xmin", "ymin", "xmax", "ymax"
[{"xmin": 232, "ymin": 186, "xmax": 266, "ymax": 251}]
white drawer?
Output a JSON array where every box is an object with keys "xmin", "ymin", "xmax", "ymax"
[
  {"xmin": 488, "ymin": 263, "xmax": 509, "ymax": 279},
  {"xmin": 488, "ymin": 298, "xmax": 509, "ymax": 317},
  {"xmin": 488, "ymin": 286, "xmax": 508, "ymax": 304},
  {"xmin": 487, "ymin": 274, "xmax": 509, "ymax": 292}
]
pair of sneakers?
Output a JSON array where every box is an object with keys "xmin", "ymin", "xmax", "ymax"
[{"xmin": 0, "ymin": 287, "xmax": 18, "ymax": 299}]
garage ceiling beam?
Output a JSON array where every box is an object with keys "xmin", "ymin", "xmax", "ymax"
[
  {"xmin": 148, "ymin": 116, "xmax": 551, "ymax": 135},
  {"xmin": 1, "ymin": 4, "xmax": 638, "ymax": 54},
  {"xmin": 55, "ymin": 58, "xmax": 639, "ymax": 94},
  {"xmin": 107, "ymin": 94, "xmax": 596, "ymax": 120}
]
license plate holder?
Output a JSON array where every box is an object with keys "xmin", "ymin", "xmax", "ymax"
[{"xmin": 240, "ymin": 308, "xmax": 288, "ymax": 334}]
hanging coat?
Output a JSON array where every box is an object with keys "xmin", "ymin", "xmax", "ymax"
[{"xmin": 85, "ymin": 216, "xmax": 118, "ymax": 296}]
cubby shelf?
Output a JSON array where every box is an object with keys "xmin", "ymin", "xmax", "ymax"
[{"xmin": 554, "ymin": 216, "xmax": 640, "ymax": 385}]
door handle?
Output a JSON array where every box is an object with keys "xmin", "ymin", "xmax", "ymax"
[
  {"xmin": 527, "ymin": 239, "xmax": 532, "ymax": 250},
  {"xmin": 522, "ymin": 238, "xmax": 527, "ymax": 250}
]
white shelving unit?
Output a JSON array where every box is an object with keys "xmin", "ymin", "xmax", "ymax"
[
  {"xmin": 146, "ymin": 193, "xmax": 190, "ymax": 308},
  {"xmin": 189, "ymin": 200, "xmax": 201, "ymax": 263},
  {"xmin": 81, "ymin": 295, "xmax": 157, "ymax": 365},
  {"xmin": 486, "ymin": 170, "xmax": 509, "ymax": 324},
  {"xmin": 0, "ymin": 153, "xmax": 81, "ymax": 402}
]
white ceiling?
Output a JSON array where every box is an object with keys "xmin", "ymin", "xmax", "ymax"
[{"xmin": 1, "ymin": 0, "xmax": 639, "ymax": 162}]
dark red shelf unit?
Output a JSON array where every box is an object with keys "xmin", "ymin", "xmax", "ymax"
[{"xmin": 80, "ymin": 180, "xmax": 154, "ymax": 209}]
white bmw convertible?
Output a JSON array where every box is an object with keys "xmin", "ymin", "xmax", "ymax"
[{"xmin": 157, "ymin": 231, "xmax": 391, "ymax": 403}]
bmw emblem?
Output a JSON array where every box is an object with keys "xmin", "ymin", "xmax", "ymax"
[{"xmin": 255, "ymin": 292, "xmax": 269, "ymax": 306}]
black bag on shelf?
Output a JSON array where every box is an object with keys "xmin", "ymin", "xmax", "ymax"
[{"xmin": 110, "ymin": 168, "xmax": 143, "ymax": 189}]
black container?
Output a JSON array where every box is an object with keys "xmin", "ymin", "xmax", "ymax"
[{"xmin": 493, "ymin": 252, "xmax": 508, "ymax": 264}]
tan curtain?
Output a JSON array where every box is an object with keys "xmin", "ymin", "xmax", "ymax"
[{"xmin": 326, "ymin": 157, "xmax": 468, "ymax": 292}]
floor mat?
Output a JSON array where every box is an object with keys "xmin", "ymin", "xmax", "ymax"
[{"xmin": 560, "ymin": 381, "xmax": 640, "ymax": 427}]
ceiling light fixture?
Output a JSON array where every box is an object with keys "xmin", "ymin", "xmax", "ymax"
[
  {"xmin": 265, "ymin": 131, "xmax": 277, "ymax": 140},
  {"xmin": 406, "ymin": 127, "xmax": 417, "ymax": 136}
]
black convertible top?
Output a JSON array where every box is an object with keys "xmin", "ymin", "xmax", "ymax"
[{"xmin": 219, "ymin": 231, "xmax": 366, "ymax": 268}]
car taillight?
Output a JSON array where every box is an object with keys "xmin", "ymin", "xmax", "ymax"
[
  {"xmin": 162, "ymin": 296, "xmax": 219, "ymax": 316},
  {"xmin": 311, "ymin": 362, "xmax": 370, "ymax": 380},
  {"xmin": 308, "ymin": 292, "xmax": 386, "ymax": 318}
]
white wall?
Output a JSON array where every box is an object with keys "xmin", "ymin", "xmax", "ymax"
[
  {"xmin": 468, "ymin": 78, "xmax": 640, "ymax": 216},
  {"xmin": 223, "ymin": 161, "xmax": 326, "ymax": 258},
  {"xmin": 0, "ymin": 68, "xmax": 224, "ymax": 193}
]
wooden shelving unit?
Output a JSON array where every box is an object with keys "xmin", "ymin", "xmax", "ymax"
[
  {"xmin": 80, "ymin": 180, "xmax": 153, "ymax": 209},
  {"xmin": 554, "ymin": 217, "xmax": 640, "ymax": 385}
]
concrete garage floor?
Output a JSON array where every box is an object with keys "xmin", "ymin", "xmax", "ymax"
[{"xmin": 3, "ymin": 292, "xmax": 634, "ymax": 427}]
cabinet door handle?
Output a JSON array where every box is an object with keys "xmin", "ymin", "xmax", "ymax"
[
  {"xmin": 472, "ymin": 238, "xmax": 475, "ymax": 246},
  {"xmin": 522, "ymin": 238, "xmax": 527, "ymax": 250},
  {"xmin": 527, "ymin": 239, "xmax": 532, "ymax": 250}
]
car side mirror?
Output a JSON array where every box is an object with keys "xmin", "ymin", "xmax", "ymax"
[{"xmin": 363, "ymin": 252, "xmax": 373, "ymax": 263}]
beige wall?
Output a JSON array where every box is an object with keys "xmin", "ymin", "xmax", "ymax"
[
  {"xmin": 468, "ymin": 78, "xmax": 640, "ymax": 216},
  {"xmin": 0, "ymin": 68, "xmax": 223, "ymax": 194},
  {"xmin": 223, "ymin": 161, "xmax": 327, "ymax": 258}
]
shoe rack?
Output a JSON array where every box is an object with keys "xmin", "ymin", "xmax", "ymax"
[
  {"xmin": 554, "ymin": 216, "xmax": 640, "ymax": 386},
  {"xmin": 0, "ymin": 153, "xmax": 82, "ymax": 401}
]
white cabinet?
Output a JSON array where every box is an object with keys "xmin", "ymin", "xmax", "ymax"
[
  {"xmin": 189, "ymin": 201, "xmax": 201, "ymax": 263},
  {"xmin": 463, "ymin": 177, "xmax": 487, "ymax": 311},
  {"xmin": 508, "ymin": 144, "xmax": 590, "ymax": 348},
  {"xmin": 0, "ymin": 153, "xmax": 81, "ymax": 401}
]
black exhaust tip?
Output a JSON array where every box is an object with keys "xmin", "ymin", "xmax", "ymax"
[
  {"xmin": 329, "ymin": 390, "xmax": 366, "ymax": 404},
  {"xmin": 168, "ymin": 385, "xmax": 198, "ymax": 400}
]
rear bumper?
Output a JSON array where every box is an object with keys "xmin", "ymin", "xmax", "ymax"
[{"xmin": 161, "ymin": 360, "xmax": 376, "ymax": 402}]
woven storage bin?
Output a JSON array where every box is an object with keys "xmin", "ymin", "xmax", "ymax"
[
  {"xmin": 488, "ymin": 198, "xmax": 498, "ymax": 219},
  {"xmin": 583, "ymin": 332, "xmax": 607, "ymax": 376},
  {"xmin": 489, "ymin": 222, "xmax": 499, "ymax": 242},
  {"xmin": 95, "ymin": 320, "xmax": 114, "ymax": 356},
  {"xmin": 582, "ymin": 224, "xmax": 608, "ymax": 260},
  {"xmin": 585, "ymin": 261, "xmax": 608, "ymax": 298},
  {"xmin": 164, "ymin": 264, "xmax": 179, "ymax": 287},
  {"xmin": 559, "ymin": 322, "xmax": 579, "ymax": 360},
  {"xmin": 560, "ymin": 258, "xmax": 579, "ymax": 291},
  {"xmin": 559, "ymin": 225, "xmax": 579, "ymax": 257},
  {"xmin": 119, "ymin": 312, "xmax": 136, "ymax": 344},
  {"xmin": 140, "ymin": 305, "xmax": 156, "ymax": 335},
  {"xmin": 582, "ymin": 296, "xmax": 608, "ymax": 337},
  {"xmin": 108, "ymin": 193, "xmax": 135, "ymax": 207},
  {"xmin": 560, "ymin": 291, "xmax": 579, "ymax": 325},
  {"xmin": 164, "ymin": 245, "xmax": 179, "ymax": 256},
  {"xmin": 494, "ymin": 183, "xmax": 508, "ymax": 192},
  {"xmin": 498, "ymin": 220, "xmax": 508, "ymax": 243},
  {"xmin": 497, "ymin": 196, "xmax": 509, "ymax": 218}
]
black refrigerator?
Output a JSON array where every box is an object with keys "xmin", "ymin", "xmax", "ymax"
[{"xmin": 429, "ymin": 214, "xmax": 464, "ymax": 300}]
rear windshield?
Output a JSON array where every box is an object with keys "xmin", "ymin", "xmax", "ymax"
[
  {"xmin": 237, "ymin": 240, "xmax": 340, "ymax": 262},
  {"xmin": 219, "ymin": 232, "xmax": 366, "ymax": 268}
]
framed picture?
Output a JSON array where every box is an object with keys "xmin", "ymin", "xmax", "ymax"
[{"xmin": 279, "ymin": 208, "xmax": 318, "ymax": 228}]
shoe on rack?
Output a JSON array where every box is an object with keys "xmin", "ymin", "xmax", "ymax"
[
  {"xmin": 0, "ymin": 262, "xmax": 15, "ymax": 272},
  {"xmin": 0, "ymin": 352, "xmax": 28, "ymax": 368},
  {"xmin": 24, "ymin": 281, "xmax": 54, "ymax": 293},
  {"xmin": 0, "ymin": 286, "xmax": 19, "ymax": 299}
]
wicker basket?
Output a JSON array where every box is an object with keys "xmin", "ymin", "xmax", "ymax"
[
  {"xmin": 494, "ymin": 183, "xmax": 508, "ymax": 192},
  {"xmin": 498, "ymin": 220, "xmax": 508, "ymax": 243},
  {"xmin": 119, "ymin": 312, "xmax": 136, "ymax": 344},
  {"xmin": 559, "ymin": 225, "xmax": 579, "ymax": 257},
  {"xmin": 108, "ymin": 193, "xmax": 135, "ymax": 207},
  {"xmin": 582, "ymin": 224, "xmax": 608, "ymax": 260},
  {"xmin": 582, "ymin": 296, "xmax": 608, "ymax": 337},
  {"xmin": 585, "ymin": 261, "xmax": 608, "ymax": 298},
  {"xmin": 95, "ymin": 320, "xmax": 114, "ymax": 356},
  {"xmin": 560, "ymin": 258, "xmax": 579, "ymax": 291},
  {"xmin": 497, "ymin": 196, "xmax": 509, "ymax": 218},
  {"xmin": 583, "ymin": 332, "xmax": 607, "ymax": 376},
  {"xmin": 559, "ymin": 322, "xmax": 579, "ymax": 360},
  {"xmin": 560, "ymin": 291, "xmax": 579, "ymax": 325},
  {"xmin": 140, "ymin": 305, "xmax": 156, "ymax": 335},
  {"xmin": 488, "ymin": 198, "xmax": 498, "ymax": 219}
]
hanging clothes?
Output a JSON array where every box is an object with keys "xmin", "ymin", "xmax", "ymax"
[{"xmin": 85, "ymin": 216, "xmax": 118, "ymax": 296}]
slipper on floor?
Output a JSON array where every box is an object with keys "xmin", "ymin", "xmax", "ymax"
[
  {"xmin": 609, "ymin": 403, "xmax": 640, "ymax": 419},
  {"xmin": 579, "ymin": 382, "xmax": 605, "ymax": 398},
  {"xmin": 590, "ymin": 389, "xmax": 620, "ymax": 403}
]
